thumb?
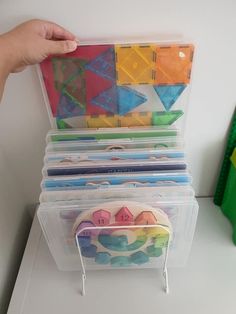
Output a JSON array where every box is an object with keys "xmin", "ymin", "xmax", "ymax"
[{"xmin": 46, "ymin": 39, "xmax": 77, "ymax": 55}]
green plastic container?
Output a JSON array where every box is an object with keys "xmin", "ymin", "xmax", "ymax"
[{"xmin": 222, "ymin": 148, "xmax": 236, "ymax": 244}]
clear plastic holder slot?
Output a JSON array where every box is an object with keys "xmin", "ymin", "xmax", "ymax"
[
  {"xmin": 41, "ymin": 170, "xmax": 191, "ymax": 190},
  {"xmin": 45, "ymin": 136, "xmax": 184, "ymax": 154},
  {"xmin": 39, "ymin": 185, "xmax": 195, "ymax": 203},
  {"xmin": 43, "ymin": 159, "xmax": 187, "ymax": 176},
  {"xmin": 44, "ymin": 149, "xmax": 185, "ymax": 164},
  {"xmin": 46, "ymin": 127, "xmax": 180, "ymax": 143},
  {"xmin": 37, "ymin": 199, "xmax": 199, "ymax": 273}
]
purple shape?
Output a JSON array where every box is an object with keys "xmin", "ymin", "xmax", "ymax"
[
  {"xmin": 56, "ymin": 94, "xmax": 85, "ymax": 119},
  {"xmin": 81, "ymin": 244, "xmax": 97, "ymax": 258},
  {"xmin": 85, "ymin": 47, "xmax": 116, "ymax": 81},
  {"xmin": 77, "ymin": 236, "xmax": 91, "ymax": 248},
  {"xmin": 91, "ymin": 86, "xmax": 118, "ymax": 114},
  {"xmin": 75, "ymin": 220, "xmax": 96, "ymax": 237}
]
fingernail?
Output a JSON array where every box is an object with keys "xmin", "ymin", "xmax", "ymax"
[
  {"xmin": 66, "ymin": 40, "xmax": 77, "ymax": 52},
  {"xmin": 75, "ymin": 37, "xmax": 80, "ymax": 46}
]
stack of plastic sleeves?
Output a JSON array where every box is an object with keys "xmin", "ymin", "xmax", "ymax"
[{"xmin": 37, "ymin": 41, "xmax": 199, "ymax": 292}]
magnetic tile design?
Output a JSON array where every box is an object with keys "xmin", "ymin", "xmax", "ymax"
[
  {"xmin": 56, "ymin": 116, "xmax": 87, "ymax": 129},
  {"xmin": 56, "ymin": 94, "xmax": 85, "ymax": 119},
  {"xmin": 155, "ymin": 45, "xmax": 194, "ymax": 84},
  {"xmin": 115, "ymin": 45, "xmax": 156, "ymax": 85},
  {"xmin": 86, "ymin": 47, "xmax": 116, "ymax": 81},
  {"xmin": 91, "ymin": 86, "xmax": 118, "ymax": 114},
  {"xmin": 85, "ymin": 70, "xmax": 114, "ymax": 115},
  {"xmin": 56, "ymin": 118, "xmax": 73, "ymax": 129},
  {"xmin": 86, "ymin": 114, "xmax": 119, "ymax": 128},
  {"xmin": 40, "ymin": 43, "xmax": 193, "ymax": 128},
  {"xmin": 153, "ymin": 84, "xmax": 186, "ymax": 111},
  {"xmin": 52, "ymin": 58, "xmax": 87, "ymax": 91},
  {"xmin": 152, "ymin": 110, "xmax": 184, "ymax": 126},
  {"xmin": 119, "ymin": 112, "xmax": 152, "ymax": 127},
  {"xmin": 117, "ymin": 86, "xmax": 147, "ymax": 115}
]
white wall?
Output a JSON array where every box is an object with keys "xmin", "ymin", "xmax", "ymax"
[{"xmin": 0, "ymin": 0, "xmax": 236, "ymax": 311}]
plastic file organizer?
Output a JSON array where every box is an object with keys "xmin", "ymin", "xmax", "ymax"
[{"xmin": 37, "ymin": 41, "xmax": 198, "ymax": 295}]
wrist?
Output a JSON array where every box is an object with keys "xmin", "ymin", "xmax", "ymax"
[{"xmin": 0, "ymin": 34, "xmax": 19, "ymax": 76}]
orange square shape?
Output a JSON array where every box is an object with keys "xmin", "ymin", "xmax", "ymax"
[{"xmin": 155, "ymin": 45, "xmax": 194, "ymax": 84}]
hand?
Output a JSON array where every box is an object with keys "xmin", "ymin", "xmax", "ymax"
[{"xmin": 0, "ymin": 19, "xmax": 77, "ymax": 73}]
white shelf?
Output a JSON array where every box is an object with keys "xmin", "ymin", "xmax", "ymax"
[{"xmin": 7, "ymin": 198, "xmax": 236, "ymax": 314}]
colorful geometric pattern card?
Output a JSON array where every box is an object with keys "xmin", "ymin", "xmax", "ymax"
[{"xmin": 39, "ymin": 43, "xmax": 194, "ymax": 129}]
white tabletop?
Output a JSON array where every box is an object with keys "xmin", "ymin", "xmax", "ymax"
[{"xmin": 7, "ymin": 198, "xmax": 236, "ymax": 314}]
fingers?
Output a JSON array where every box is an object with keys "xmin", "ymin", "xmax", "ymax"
[
  {"xmin": 43, "ymin": 21, "xmax": 76, "ymax": 41},
  {"xmin": 45, "ymin": 39, "xmax": 77, "ymax": 55}
]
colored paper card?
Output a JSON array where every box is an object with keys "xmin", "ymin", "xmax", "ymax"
[
  {"xmin": 119, "ymin": 112, "xmax": 152, "ymax": 127},
  {"xmin": 85, "ymin": 47, "xmax": 116, "ymax": 81},
  {"xmin": 86, "ymin": 115, "xmax": 119, "ymax": 128},
  {"xmin": 115, "ymin": 44, "xmax": 156, "ymax": 85},
  {"xmin": 56, "ymin": 94, "xmax": 85, "ymax": 119},
  {"xmin": 155, "ymin": 45, "xmax": 194, "ymax": 84},
  {"xmin": 153, "ymin": 84, "xmax": 186, "ymax": 111},
  {"xmin": 152, "ymin": 110, "xmax": 183, "ymax": 126},
  {"xmin": 91, "ymin": 86, "xmax": 118, "ymax": 114},
  {"xmin": 117, "ymin": 86, "xmax": 147, "ymax": 115}
]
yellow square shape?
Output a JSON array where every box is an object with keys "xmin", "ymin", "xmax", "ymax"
[
  {"xmin": 115, "ymin": 45, "xmax": 156, "ymax": 85},
  {"xmin": 119, "ymin": 112, "xmax": 152, "ymax": 127},
  {"xmin": 86, "ymin": 115, "xmax": 119, "ymax": 128}
]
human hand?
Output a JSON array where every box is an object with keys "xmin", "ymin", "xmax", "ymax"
[{"xmin": 0, "ymin": 19, "xmax": 77, "ymax": 73}]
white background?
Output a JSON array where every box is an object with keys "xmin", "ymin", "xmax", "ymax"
[{"xmin": 0, "ymin": 0, "xmax": 235, "ymax": 311}]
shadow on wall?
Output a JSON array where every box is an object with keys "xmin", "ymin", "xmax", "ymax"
[
  {"xmin": 0, "ymin": 147, "xmax": 35, "ymax": 314},
  {"xmin": 0, "ymin": 207, "xmax": 33, "ymax": 314}
]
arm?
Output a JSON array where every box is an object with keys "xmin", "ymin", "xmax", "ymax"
[
  {"xmin": 0, "ymin": 19, "xmax": 77, "ymax": 100},
  {"xmin": 0, "ymin": 36, "xmax": 12, "ymax": 100}
]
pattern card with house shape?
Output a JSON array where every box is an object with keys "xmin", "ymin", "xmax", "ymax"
[
  {"xmin": 115, "ymin": 206, "xmax": 134, "ymax": 224},
  {"xmin": 72, "ymin": 201, "xmax": 172, "ymax": 268}
]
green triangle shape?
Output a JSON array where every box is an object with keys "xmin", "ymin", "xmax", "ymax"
[
  {"xmin": 152, "ymin": 110, "xmax": 183, "ymax": 126},
  {"xmin": 52, "ymin": 58, "xmax": 87, "ymax": 91},
  {"xmin": 56, "ymin": 118, "xmax": 73, "ymax": 129}
]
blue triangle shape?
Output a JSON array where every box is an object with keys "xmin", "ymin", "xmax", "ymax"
[
  {"xmin": 117, "ymin": 87, "xmax": 147, "ymax": 115},
  {"xmin": 57, "ymin": 94, "xmax": 85, "ymax": 119},
  {"xmin": 85, "ymin": 48, "xmax": 116, "ymax": 81},
  {"xmin": 153, "ymin": 84, "xmax": 186, "ymax": 111},
  {"xmin": 91, "ymin": 86, "xmax": 118, "ymax": 114}
]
